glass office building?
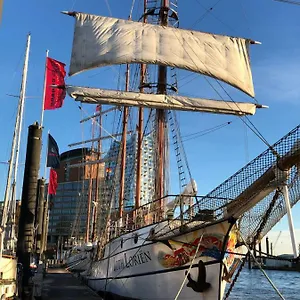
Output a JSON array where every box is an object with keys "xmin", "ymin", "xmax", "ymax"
[{"xmin": 104, "ymin": 132, "xmax": 155, "ymax": 211}]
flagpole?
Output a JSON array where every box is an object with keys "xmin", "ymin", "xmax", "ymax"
[
  {"xmin": 40, "ymin": 50, "xmax": 49, "ymax": 128},
  {"xmin": 44, "ymin": 130, "xmax": 50, "ymax": 179}
]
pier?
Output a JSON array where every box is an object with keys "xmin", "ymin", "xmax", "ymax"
[{"xmin": 41, "ymin": 268, "xmax": 100, "ymax": 300}]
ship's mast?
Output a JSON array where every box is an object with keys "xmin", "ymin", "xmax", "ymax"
[
  {"xmin": 92, "ymin": 106, "xmax": 102, "ymax": 241},
  {"xmin": 119, "ymin": 65, "xmax": 130, "ymax": 220},
  {"xmin": 0, "ymin": 34, "xmax": 31, "ymax": 257},
  {"xmin": 85, "ymin": 123, "xmax": 96, "ymax": 243},
  {"xmin": 155, "ymin": 0, "xmax": 169, "ymax": 214},
  {"xmin": 135, "ymin": 0, "xmax": 148, "ymax": 210}
]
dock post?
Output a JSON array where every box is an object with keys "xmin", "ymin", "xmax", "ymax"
[
  {"xmin": 247, "ymin": 251, "xmax": 252, "ymax": 269},
  {"xmin": 258, "ymin": 242, "xmax": 262, "ymax": 263},
  {"xmin": 17, "ymin": 122, "xmax": 42, "ymax": 299},
  {"xmin": 36, "ymin": 178, "xmax": 46, "ymax": 259}
]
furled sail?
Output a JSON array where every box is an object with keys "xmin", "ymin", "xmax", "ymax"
[
  {"xmin": 66, "ymin": 86, "xmax": 265, "ymax": 116},
  {"xmin": 67, "ymin": 12, "xmax": 255, "ymax": 97}
]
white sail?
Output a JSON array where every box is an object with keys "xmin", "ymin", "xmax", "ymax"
[
  {"xmin": 67, "ymin": 86, "xmax": 264, "ymax": 116},
  {"xmin": 68, "ymin": 13, "xmax": 255, "ymax": 97}
]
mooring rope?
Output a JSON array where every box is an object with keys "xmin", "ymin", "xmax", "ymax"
[
  {"xmin": 239, "ymin": 231, "xmax": 286, "ymax": 300},
  {"xmin": 174, "ymin": 231, "xmax": 205, "ymax": 300}
]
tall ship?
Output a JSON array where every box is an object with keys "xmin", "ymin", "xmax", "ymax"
[{"xmin": 61, "ymin": 1, "xmax": 300, "ymax": 299}]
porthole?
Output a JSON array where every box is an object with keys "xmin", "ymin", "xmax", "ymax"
[
  {"xmin": 149, "ymin": 228, "xmax": 155, "ymax": 238},
  {"xmin": 133, "ymin": 233, "xmax": 138, "ymax": 244}
]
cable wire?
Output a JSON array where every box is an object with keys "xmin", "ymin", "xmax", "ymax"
[
  {"xmin": 174, "ymin": 231, "xmax": 205, "ymax": 300},
  {"xmin": 239, "ymin": 230, "xmax": 286, "ymax": 300}
]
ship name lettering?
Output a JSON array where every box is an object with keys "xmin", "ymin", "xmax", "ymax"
[{"xmin": 113, "ymin": 251, "xmax": 152, "ymax": 271}]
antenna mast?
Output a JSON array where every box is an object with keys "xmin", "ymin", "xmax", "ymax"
[{"xmin": 119, "ymin": 65, "xmax": 130, "ymax": 221}]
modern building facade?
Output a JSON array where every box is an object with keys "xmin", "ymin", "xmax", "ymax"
[
  {"xmin": 47, "ymin": 148, "xmax": 104, "ymax": 247},
  {"xmin": 104, "ymin": 132, "xmax": 155, "ymax": 212},
  {"xmin": 47, "ymin": 131, "xmax": 155, "ymax": 248}
]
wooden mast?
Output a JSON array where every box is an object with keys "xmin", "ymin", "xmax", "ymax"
[
  {"xmin": 92, "ymin": 106, "xmax": 102, "ymax": 241},
  {"xmin": 155, "ymin": 0, "xmax": 169, "ymax": 217},
  {"xmin": 135, "ymin": 0, "xmax": 147, "ymax": 210},
  {"xmin": 85, "ymin": 120, "xmax": 96, "ymax": 243},
  {"xmin": 119, "ymin": 65, "xmax": 130, "ymax": 220}
]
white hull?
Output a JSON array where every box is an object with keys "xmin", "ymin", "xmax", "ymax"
[
  {"xmin": 66, "ymin": 251, "xmax": 91, "ymax": 272},
  {"xmin": 85, "ymin": 220, "xmax": 242, "ymax": 300},
  {"xmin": 0, "ymin": 255, "xmax": 17, "ymax": 299}
]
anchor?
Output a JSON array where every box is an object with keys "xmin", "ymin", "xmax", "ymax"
[{"xmin": 185, "ymin": 260, "xmax": 211, "ymax": 293}]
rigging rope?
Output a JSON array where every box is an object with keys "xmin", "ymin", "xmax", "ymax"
[
  {"xmin": 181, "ymin": 121, "xmax": 232, "ymax": 142},
  {"xmin": 239, "ymin": 231, "xmax": 286, "ymax": 300},
  {"xmin": 178, "ymin": 73, "xmax": 198, "ymax": 88},
  {"xmin": 71, "ymin": 104, "xmax": 88, "ymax": 240},
  {"xmin": 105, "ymin": 0, "xmax": 113, "ymax": 16},
  {"xmin": 243, "ymin": 122, "xmax": 250, "ymax": 163},
  {"xmin": 192, "ymin": 0, "xmax": 236, "ymax": 33},
  {"xmin": 77, "ymin": 105, "xmax": 120, "ymax": 142},
  {"xmin": 70, "ymin": 0, "xmax": 77, "ymax": 10},
  {"xmin": 174, "ymin": 232, "xmax": 205, "ymax": 300},
  {"xmin": 224, "ymin": 255, "xmax": 247, "ymax": 300},
  {"xmin": 129, "ymin": 0, "xmax": 136, "ymax": 19},
  {"xmin": 238, "ymin": 0, "xmax": 253, "ymax": 36},
  {"xmin": 168, "ymin": 20, "xmax": 279, "ymax": 158}
]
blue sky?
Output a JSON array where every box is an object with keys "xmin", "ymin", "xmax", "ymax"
[{"xmin": 0, "ymin": 0, "xmax": 299, "ymax": 246}]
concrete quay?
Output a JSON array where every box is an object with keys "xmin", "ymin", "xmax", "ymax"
[{"xmin": 41, "ymin": 268, "xmax": 100, "ymax": 300}]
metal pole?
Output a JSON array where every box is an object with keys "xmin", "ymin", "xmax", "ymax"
[
  {"xmin": 271, "ymin": 242, "xmax": 273, "ymax": 256},
  {"xmin": 266, "ymin": 236, "xmax": 270, "ymax": 256},
  {"xmin": 9, "ymin": 35, "xmax": 31, "ymax": 252},
  {"xmin": 282, "ymin": 184, "xmax": 298, "ymax": 258},
  {"xmin": 85, "ymin": 174, "xmax": 93, "ymax": 243},
  {"xmin": 36, "ymin": 178, "xmax": 46, "ymax": 258},
  {"xmin": 259, "ymin": 242, "xmax": 262, "ymax": 263},
  {"xmin": 0, "ymin": 33, "xmax": 31, "ymax": 260},
  {"xmin": 92, "ymin": 107, "xmax": 102, "ymax": 241},
  {"xmin": 247, "ymin": 251, "xmax": 251, "ymax": 269},
  {"xmin": 41, "ymin": 199, "xmax": 49, "ymax": 253},
  {"xmin": 43, "ymin": 131, "xmax": 50, "ymax": 180},
  {"xmin": 40, "ymin": 50, "xmax": 49, "ymax": 128},
  {"xmin": 60, "ymin": 236, "xmax": 63, "ymax": 262}
]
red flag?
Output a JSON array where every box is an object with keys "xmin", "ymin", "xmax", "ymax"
[
  {"xmin": 44, "ymin": 57, "xmax": 66, "ymax": 110},
  {"xmin": 48, "ymin": 168, "xmax": 58, "ymax": 195}
]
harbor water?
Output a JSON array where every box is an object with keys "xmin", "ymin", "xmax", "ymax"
[{"xmin": 227, "ymin": 269, "xmax": 300, "ymax": 299}]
